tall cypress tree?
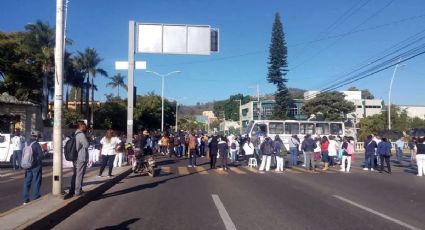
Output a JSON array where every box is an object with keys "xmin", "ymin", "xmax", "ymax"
[{"xmin": 267, "ymin": 12, "xmax": 291, "ymax": 119}]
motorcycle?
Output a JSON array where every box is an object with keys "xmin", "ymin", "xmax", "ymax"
[{"xmin": 132, "ymin": 155, "xmax": 157, "ymax": 177}]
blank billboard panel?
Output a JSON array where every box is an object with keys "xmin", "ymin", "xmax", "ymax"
[
  {"xmin": 188, "ymin": 26, "xmax": 211, "ymax": 55},
  {"xmin": 163, "ymin": 25, "xmax": 187, "ymax": 54},
  {"xmin": 137, "ymin": 24, "xmax": 163, "ymax": 53}
]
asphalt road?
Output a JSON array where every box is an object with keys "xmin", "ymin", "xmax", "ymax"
[
  {"xmin": 0, "ymin": 163, "xmax": 100, "ymax": 213},
  {"xmin": 52, "ymin": 155, "xmax": 425, "ymax": 230}
]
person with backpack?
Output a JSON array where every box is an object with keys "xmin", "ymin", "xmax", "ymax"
[
  {"xmin": 377, "ymin": 137, "xmax": 392, "ymax": 174},
  {"xmin": 22, "ymin": 130, "xmax": 43, "ymax": 205},
  {"xmin": 188, "ymin": 133, "xmax": 197, "ymax": 167},
  {"xmin": 65, "ymin": 121, "xmax": 89, "ymax": 198},
  {"xmin": 218, "ymin": 136, "xmax": 229, "ymax": 170},
  {"xmin": 259, "ymin": 136, "xmax": 274, "ymax": 172},
  {"xmin": 364, "ymin": 135, "xmax": 378, "ymax": 171},
  {"xmin": 99, "ymin": 129, "xmax": 121, "ymax": 177},
  {"xmin": 340, "ymin": 136, "xmax": 354, "ymax": 173}
]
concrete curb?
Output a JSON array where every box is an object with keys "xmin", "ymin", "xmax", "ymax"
[{"xmin": 0, "ymin": 167, "xmax": 132, "ymax": 230}]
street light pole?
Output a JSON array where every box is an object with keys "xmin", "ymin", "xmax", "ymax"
[
  {"xmin": 175, "ymin": 101, "xmax": 178, "ymax": 133},
  {"xmin": 388, "ymin": 61, "xmax": 403, "ymax": 130},
  {"xmin": 146, "ymin": 70, "xmax": 181, "ymax": 132}
]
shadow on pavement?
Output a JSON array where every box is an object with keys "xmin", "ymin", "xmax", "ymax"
[
  {"xmin": 94, "ymin": 167, "xmax": 204, "ymax": 201},
  {"xmin": 94, "ymin": 218, "xmax": 140, "ymax": 230}
]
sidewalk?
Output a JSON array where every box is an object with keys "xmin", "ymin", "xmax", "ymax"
[{"xmin": 0, "ymin": 166, "xmax": 132, "ymax": 230}]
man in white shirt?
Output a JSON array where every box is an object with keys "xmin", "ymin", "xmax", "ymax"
[{"xmin": 11, "ymin": 129, "xmax": 25, "ymax": 170}]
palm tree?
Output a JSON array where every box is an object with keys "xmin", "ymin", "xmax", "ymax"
[
  {"xmin": 74, "ymin": 48, "xmax": 107, "ymax": 125},
  {"xmin": 24, "ymin": 20, "xmax": 55, "ymax": 121},
  {"xmin": 106, "ymin": 73, "xmax": 127, "ymax": 98},
  {"xmin": 64, "ymin": 53, "xmax": 85, "ymax": 110}
]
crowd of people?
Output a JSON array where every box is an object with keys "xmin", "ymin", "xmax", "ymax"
[{"xmin": 15, "ymin": 122, "xmax": 425, "ymax": 205}]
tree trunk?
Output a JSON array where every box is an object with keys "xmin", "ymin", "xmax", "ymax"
[
  {"xmin": 90, "ymin": 77, "xmax": 94, "ymax": 127},
  {"xmin": 85, "ymin": 75, "xmax": 90, "ymax": 123},
  {"xmin": 42, "ymin": 71, "xmax": 48, "ymax": 121},
  {"xmin": 80, "ymin": 82, "xmax": 84, "ymax": 114}
]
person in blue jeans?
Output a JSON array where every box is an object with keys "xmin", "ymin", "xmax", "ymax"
[
  {"xmin": 363, "ymin": 135, "xmax": 378, "ymax": 171},
  {"xmin": 23, "ymin": 131, "xmax": 43, "ymax": 205},
  {"xmin": 289, "ymin": 135, "xmax": 300, "ymax": 167}
]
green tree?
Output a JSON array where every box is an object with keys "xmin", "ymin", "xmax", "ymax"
[
  {"xmin": 347, "ymin": 86, "xmax": 375, "ymax": 99},
  {"xmin": 74, "ymin": 48, "xmax": 108, "ymax": 123},
  {"xmin": 301, "ymin": 91, "xmax": 355, "ymax": 121},
  {"xmin": 134, "ymin": 92, "xmax": 176, "ymax": 131},
  {"xmin": 106, "ymin": 73, "xmax": 127, "ymax": 98},
  {"xmin": 213, "ymin": 94, "xmax": 250, "ymax": 121},
  {"xmin": 93, "ymin": 95, "xmax": 127, "ymax": 131},
  {"xmin": 267, "ymin": 12, "xmax": 290, "ymax": 119},
  {"xmin": 23, "ymin": 20, "xmax": 55, "ymax": 121}
]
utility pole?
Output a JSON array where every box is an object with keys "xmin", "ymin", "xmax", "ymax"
[
  {"xmin": 52, "ymin": 0, "xmax": 65, "ymax": 195},
  {"xmin": 388, "ymin": 60, "xmax": 403, "ymax": 130},
  {"xmin": 127, "ymin": 21, "xmax": 135, "ymax": 143}
]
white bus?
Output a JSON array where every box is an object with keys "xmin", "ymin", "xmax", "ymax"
[{"xmin": 244, "ymin": 120, "xmax": 345, "ymax": 149}]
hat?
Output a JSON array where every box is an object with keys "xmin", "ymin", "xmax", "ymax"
[
  {"xmin": 143, "ymin": 130, "xmax": 149, "ymax": 135},
  {"xmin": 31, "ymin": 130, "xmax": 41, "ymax": 137}
]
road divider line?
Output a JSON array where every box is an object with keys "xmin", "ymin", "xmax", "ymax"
[
  {"xmin": 333, "ymin": 195, "xmax": 421, "ymax": 230},
  {"xmin": 178, "ymin": 167, "xmax": 189, "ymax": 175},
  {"xmin": 229, "ymin": 167, "xmax": 246, "ymax": 174},
  {"xmin": 194, "ymin": 166, "xmax": 209, "ymax": 175},
  {"xmin": 211, "ymin": 194, "xmax": 237, "ymax": 230}
]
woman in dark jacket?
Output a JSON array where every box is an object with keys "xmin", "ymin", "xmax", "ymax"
[
  {"xmin": 377, "ymin": 138, "xmax": 392, "ymax": 174},
  {"xmin": 218, "ymin": 136, "xmax": 229, "ymax": 170}
]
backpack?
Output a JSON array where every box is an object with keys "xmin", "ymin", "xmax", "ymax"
[
  {"xmin": 231, "ymin": 142, "xmax": 236, "ymax": 149},
  {"xmin": 346, "ymin": 142, "xmax": 354, "ymax": 155},
  {"xmin": 21, "ymin": 142, "xmax": 35, "ymax": 169},
  {"xmin": 64, "ymin": 133, "xmax": 79, "ymax": 161}
]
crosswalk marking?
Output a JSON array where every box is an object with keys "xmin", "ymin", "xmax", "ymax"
[
  {"xmin": 242, "ymin": 166, "xmax": 259, "ymax": 173},
  {"xmin": 194, "ymin": 166, "xmax": 209, "ymax": 175},
  {"xmin": 228, "ymin": 167, "xmax": 246, "ymax": 174},
  {"xmin": 161, "ymin": 166, "xmax": 171, "ymax": 174},
  {"xmin": 214, "ymin": 168, "xmax": 229, "ymax": 175},
  {"xmin": 178, "ymin": 167, "xmax": 190, "ymax": 175}
]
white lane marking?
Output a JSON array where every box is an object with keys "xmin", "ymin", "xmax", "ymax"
[
  {"xmin": 333, "ymin": 195, "xmax": 421, "ymax": 230},
  {"xmin": 211, "ymin": 194, "xmax": 237, "ymax": 230}
]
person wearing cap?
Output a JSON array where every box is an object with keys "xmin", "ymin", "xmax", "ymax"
[{"xmin": 22, "ymin": 130, "xmax": 43, "ymax": 205}]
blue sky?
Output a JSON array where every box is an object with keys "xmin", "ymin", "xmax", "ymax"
[{"xmin": 1, "ymin": 0, "xmax": 425, "ymax": 105}]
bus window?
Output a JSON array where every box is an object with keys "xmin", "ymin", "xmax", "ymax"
[
  {"xmin": 269, "ymin": 122, "xmax": 284, "ymax": 135},
  {"xmin": 330, "ymin": 123, "xmax": 343, "ymax": 135},
  {"xmin": 284, "ymin": 122, "xmax": 299, "ymax": 135},
  {"xmin": 251, "ymin": 123, "xmax": 267, "ymax": 137},
  {"xmin": 300, "ymin": 122, "xmax": 315, "ymax": 134},
  {"xmin": 316, "ymin": 123, "xmax": 330, "ymax": 135}
]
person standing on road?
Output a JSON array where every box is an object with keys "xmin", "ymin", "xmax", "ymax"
[
  {"xmin": 408, "ymin": 137, "xmax": 417, "ymax": 167},
  {"xmin": 274, "ymin": 135, "xmax": 284, "ymax": 172},
  {"xmin": 414, "ymin": 137, "xmax": 425, "ymax": 177},
  {"xmin": 113, "ymin": 133, "xmax": 125, "ymax": 168},
  {"xmin": 208, "ymin": 133, "xmax": 219, "ymax": 169},
  {"xmin": 301, "ymin": 134, "xmax": 317, "ymax": 172},
  {"xmin": 229, "ymin": 135, "xmax": 239, "ymax": 165},
  {"xmin": 188, "ymin": 133, "xmax": 197, "ymax": 167},
  {"xmin": 321, "ymin": 136, "xmax": 330, "ymax": 170},
  {"xmin": 328, "ymin": 136, "xmax": 339, "ymax": 167},
  {"xmin": 68, "ymin": 121, "xmax": 89, "ymax": 197},
  {"xmin": 259, "ymin": 136, "xmax": 274, "ymax": 172},
  {"xmin": 243, "ymin": 137, "xmax": 255, "ymax": 165},
  {"xmin": 395, "ymin": 137, "xmax": 405, "ymax": 164},
  {"xmin": 99, "ymin": 129, "xmax": 121, "ymax": 177},
  {"xmin": 377, "ymin": 137, "xmax": 392, "ymax": 174},
  {"xmin": 289, "ymin": 135, "xmax": 300, "ymax": 167},
  {"xmin": 363, "ymin": 135, "xmax": 378, "ymax": 171},
  {"xmin": 218, "ymin": 136, "xmax": 229, "ymax": 170},
  {"xmin": 11, "ymin": 129, "xmax": 25, "ymax": 170},
  {"xmin": 340, "ymin": 136, "xmax": 354, "ymax": 173},
  {"xmin": 22, "ymin": 131, "xmax": 43, "ymax": 205}
]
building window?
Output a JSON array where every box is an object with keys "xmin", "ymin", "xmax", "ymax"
[
  {"xmin": 285, "ymin": 122, "xmax": 299, "ymax": 135},
  {"xmin": 269, "ymin": 122, "xmax": 284, "ymax": 134},
  {"xmin": 357, "ymin": 105, "xmax": 363, "ymax": 108}
]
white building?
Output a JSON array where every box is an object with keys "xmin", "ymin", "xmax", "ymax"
[{"xmin": 399, "ymin": 105, "xmax": 425, "ymax": 119}]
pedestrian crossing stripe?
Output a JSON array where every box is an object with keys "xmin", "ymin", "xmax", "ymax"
[
  {"xmin": 177, "ymin": 167, "xmax": 190, "ymax": 175},
  {"xmin": 194, "ymin": 166, "xmax": 209, "ymax": 175},
  {"xmin": 161, "ymin": 166, "xmax": 171, "ymax": 174},
  {"xmin": 214, "ymin": 168, "xmax": 229, "ymax": 175},
  {"xmin": 228, "ymin": 167, "xmax": 246, "ymax": 174}
]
